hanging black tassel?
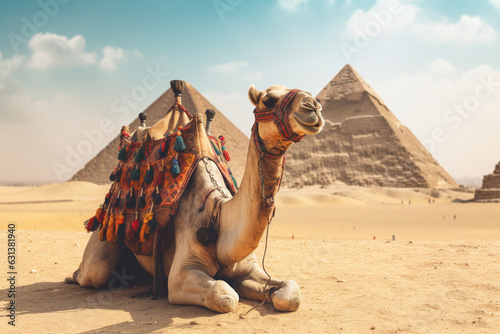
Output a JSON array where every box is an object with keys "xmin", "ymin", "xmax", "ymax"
[
  {"xmin": 126, "ymin": 189, "xmax": 136, "ymax": 209},
  {"xmin": 135, "ymin": 146, "xmax": 145, "ymax": 163},
  {"xmin": 131, "ymin": 166, "xmax": 140, "ymax": 181},
  {"xmin": 117, "ymin": 223, "xmax": 125, "ymax": 241},
  {"xmin": 109, "ymin": 170, "xmax": 116, "ymax": 182},
  {"xmin": 118, "ymin": 147, "xmax": 128, "ymax": 161},
  {"xmin": 144, "ymin": 165, "xmax": 154, "ymax": 184},
  {"xmin": 148, "ymin": 217, "xmax": 158, "ymax": 234},
  {"xmin": 115, "ymin": 168, "xmax": 123, "ymax": 182},
  {"xmin": 139, "ymin": 192, "xmax": 146, "ymax": 209},
  {"xmin": 153, "ymin": 186, "xmax": 162, "ymax": 205},
  {"xmin": 113, "ymin": 195, "xmax": 121, "ymax": 208}
]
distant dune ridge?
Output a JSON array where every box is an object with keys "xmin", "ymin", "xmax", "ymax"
[
  {"xmin": 475, "ymin": 161, "xmax": 500, "ymax": 201},
  {"xmin": 284, "ymin": 64, "xmax": 458, "ymax": 188},
  {"xmin": 70, "ymin": 82, "xmax": 249, "ymax": 184}
]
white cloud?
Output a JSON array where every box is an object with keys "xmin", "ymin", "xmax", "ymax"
[
  {"xmin": 206, "ymin": 61, "xmax": 263, "ymax": 82},
  {"xmin": 343, "ymin": 0, "xmax": 419, "ymax": 38},
  {"xmin": 278, "ymin": 0, "xmax": 309, "ymax": 11},
  {"xmin": 99, "ymin": 46, "xmax": 126, "ymax": 72},
  {"xmin": 429, "ymin": 58, "xmax": 456, "ymax": 75},
  {"xmin": 0, "ymin": 52, "xmax": 24, "ymax": 90},
  {"xmin": 243, "ymin": 70, "xmax": 264, "ymax": 82},
  {"xmin": 342, "ymin": 0, "xmax": 497, "ymax": 46},
  {"xmin": 27, "ymin": 32, "xmax": 97, "ymax": 69},
  {"xmin": 207, "ymin": 61, "xmax": 249, "ymax": 74},
  {"xmin": 488, "ymin": 0, "xmax": 500, "ymax": 11},
  {"xmin": 415, "ymin": 15, "xmax": 497, "ymax": 45}
]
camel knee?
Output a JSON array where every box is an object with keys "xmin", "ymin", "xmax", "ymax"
[
  {"xmin": 77, "ymin": 262, "xmax": 114, "ymax": 289},
  {"xmin": 64, "ymin": 269, "xmax": 80, "ymax": 285},
  {"xmin": 271, "ymin": 280, "xmax": 301, "ymax": 312}
]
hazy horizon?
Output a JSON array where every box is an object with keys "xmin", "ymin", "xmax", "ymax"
[{"xmin": 1, "ymin": 0, "xmax": 499, "ymax": 184}]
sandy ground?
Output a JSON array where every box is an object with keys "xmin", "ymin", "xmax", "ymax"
[{"xmin": 0, "ymin": 182, "xmax": 499, "ymax": 333}]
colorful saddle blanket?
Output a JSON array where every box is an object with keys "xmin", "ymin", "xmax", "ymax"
[{"xmin": 85, "ymin": 114, "xmax": 238, "ymax": 256}]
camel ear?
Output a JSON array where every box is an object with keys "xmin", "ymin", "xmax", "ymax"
[{"xmin": 248, "ymin": 85, "xmax": 261, "ymax": 108}]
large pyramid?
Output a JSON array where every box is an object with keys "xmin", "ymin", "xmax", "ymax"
[
  {"xmin": 71, "ymin": 82, "xmax": 249, "ymax": 184},
  {"xmin": 283, "ymin": 65, "xmax": 457, "ymax": 188}
]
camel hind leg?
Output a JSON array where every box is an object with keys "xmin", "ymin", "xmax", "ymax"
[{"xmin": 65, "ymin": 229, "xmax": 124, "ymax": 288}]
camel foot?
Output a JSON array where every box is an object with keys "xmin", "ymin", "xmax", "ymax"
[
  {"xmin": 271, "ymin": 280, "xmax": 301, "ymax": 312},
  {"xmin": 64, "ymin": 269, "xmax": 79, "ymax": 285},
  {"xmin": 64, "ymin": 276, "xmax": 76, "ymax": 284},
  {"xmin": 207, "ymin": 281, "xmax": 239, "ymax": 313}
]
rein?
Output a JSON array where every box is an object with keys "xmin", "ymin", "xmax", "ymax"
[
  {"xmin": 252, "ymin": 124, "xmax": 286, "ymax": 207},
  {"xmin": 253, "ymin": 89, "xmax": 305, "ymax": 143}
]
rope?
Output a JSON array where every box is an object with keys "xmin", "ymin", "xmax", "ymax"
[{"xmin": 244, "ymin": 213, "xmax": 273, "ymax": 315}]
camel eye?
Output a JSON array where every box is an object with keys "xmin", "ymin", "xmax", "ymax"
[{"xmin": 263, "ymin": 95, "xmax": 279, "ymax": 108}]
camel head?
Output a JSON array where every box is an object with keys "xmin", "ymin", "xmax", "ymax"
[{"xmin": 248, "ymin": 85, "xmax": 324, "ymax": 147}]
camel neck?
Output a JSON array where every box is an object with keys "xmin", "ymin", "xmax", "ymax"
[{"xmin": 217, "ymin": 124, "xmax": 288, "ymax": 265}]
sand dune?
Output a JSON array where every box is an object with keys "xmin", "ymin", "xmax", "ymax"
[{"xmin": 0, "ymin": 182, "xmax": 498, "ymax": 333}]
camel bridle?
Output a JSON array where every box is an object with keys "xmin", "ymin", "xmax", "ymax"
[{"xmin": 253, "ymin": 89, "xmax": 305, "ymax": 143}]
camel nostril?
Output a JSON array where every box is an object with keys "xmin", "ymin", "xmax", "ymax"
[{"xmin": 300, "ymin": 100, "xmax": 316, "ymax": 111}]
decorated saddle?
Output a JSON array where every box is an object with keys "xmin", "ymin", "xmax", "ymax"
[{"xmin": 85, "ymin": 109, "xmax": 238, "ymax": 256}]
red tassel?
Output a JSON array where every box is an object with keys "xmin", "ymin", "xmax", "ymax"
[
  {"xmin": 131, "ymin": 219, "xmax": 139, "ymax": 231},
  {"xmin": 128, "ymin": 223, "xmax": 137, "ymax": 242},
  {"xmin": 223, "ymin": 149, "xmax": 230, "ymax": 161},
  {"xmin": 159, "ymin": 140, "xmax": 168, "ymax": 157},
  {"xmin": 156, "ymin": 165, "xmax": 165, "ymax": 186},
  {"xmin": 86, "ymin": 217, "xmax": 96, "ymax": 232}
]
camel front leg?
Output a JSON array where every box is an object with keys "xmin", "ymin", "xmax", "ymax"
[
  {"xmin": 167, "ymin": 243, "xmax": 239, "ymax": 313},
  {"xmin": 228, "ymin": 254, "xmax": 301, "ymax": 312},
  {"xmin": 65, "ymin": 229, "xmax": 124, "ymax": 288}
]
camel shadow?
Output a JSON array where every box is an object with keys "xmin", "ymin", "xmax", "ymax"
[{"xmin": 2, "ymin": 279, "xmax": 275, "ymax": 333}]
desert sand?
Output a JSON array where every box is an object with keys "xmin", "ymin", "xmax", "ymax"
[{"xmin": 0, "ymin": 182, "xmax": 499, "ymax": 333}]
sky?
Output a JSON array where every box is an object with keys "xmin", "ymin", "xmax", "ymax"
[{"xmin": 0, "ymin": 0, "xmax": 499, "ymax": 185}]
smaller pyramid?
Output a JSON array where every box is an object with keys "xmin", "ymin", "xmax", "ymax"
[
  {"xmin": 71, "ymin": 82, "xmax": 249, "ymax": 184},
  {"xmin": 284, "ymin": 64, "xmax": 457, "ymax": 188},
  {"xmin": 474, "ymin": 161, "xmax": 500, "ymax": 201}
]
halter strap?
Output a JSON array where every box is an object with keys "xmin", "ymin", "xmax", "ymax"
[
  {"xmin": 252, "ymin": 124, "xmax": 284, "ymax": 159},
  {"xmin": 253, "ymin": 89, "xmax": 305, "ymax": 143}
]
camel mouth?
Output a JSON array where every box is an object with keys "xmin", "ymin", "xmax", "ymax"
[{"xmin": 293, "ymin": 110, "xmax": 324, "ymax": 135}]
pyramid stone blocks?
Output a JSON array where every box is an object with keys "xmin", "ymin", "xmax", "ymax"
[
  {"xmin": 284, "ymin": 65, "xmax": 457, "ymax": 188},
  {"xmin": 475, "ymin": 162, "xmax": 500, "ymax": 201}
]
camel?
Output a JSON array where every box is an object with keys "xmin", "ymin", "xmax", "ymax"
[{"xmin": 66, "ymin": 81, "xmax": 324, "ymax": 313}]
